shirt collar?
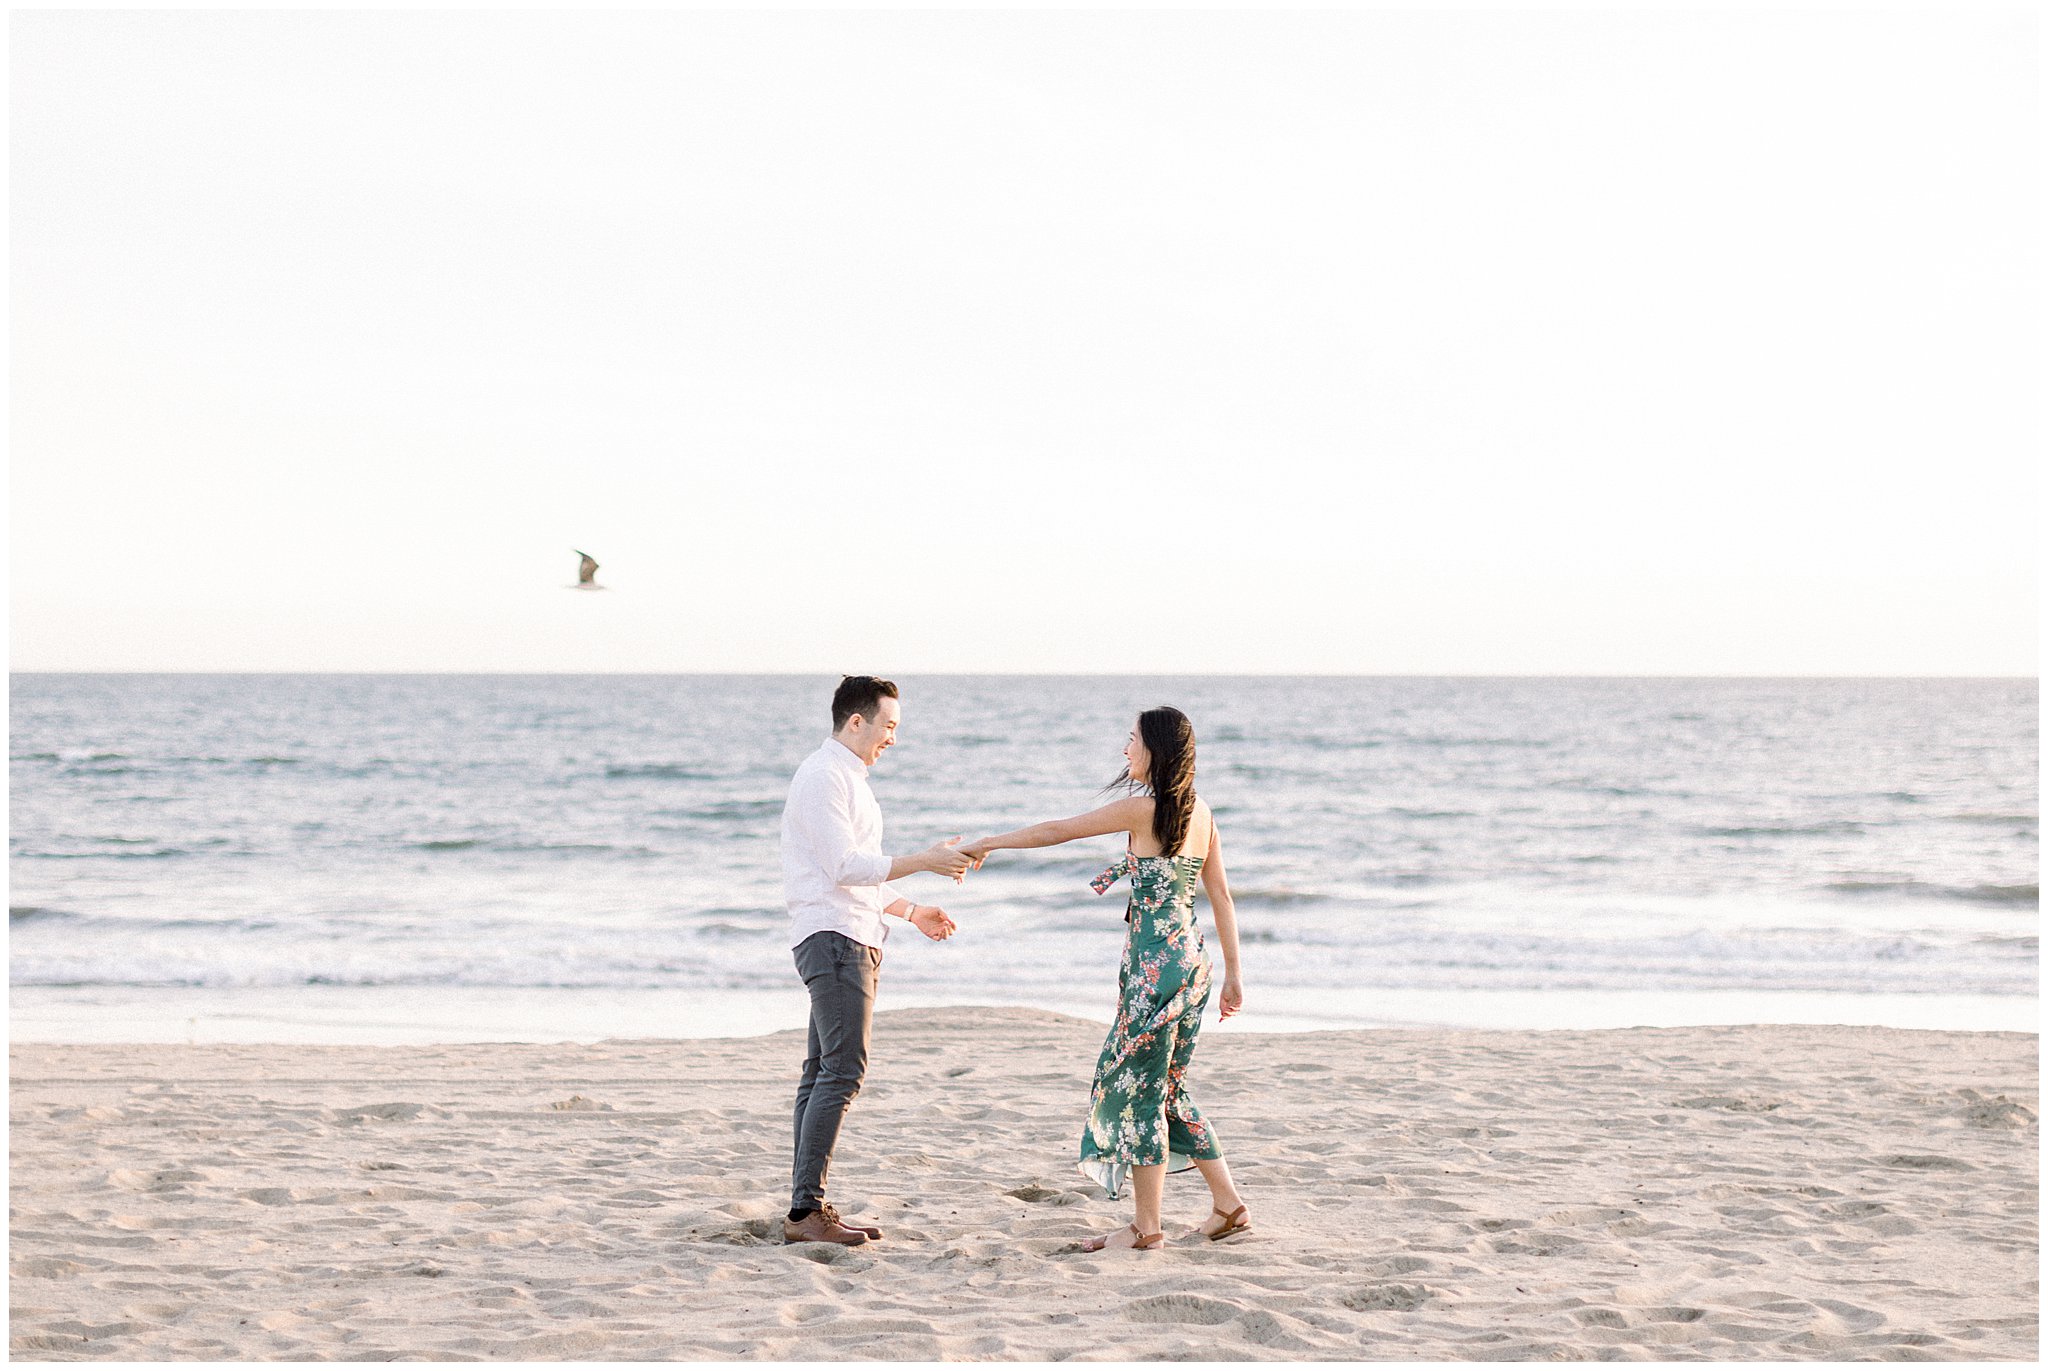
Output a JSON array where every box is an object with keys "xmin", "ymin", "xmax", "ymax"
[{"xmin": 823, "ymin": 737, "xmax": 869, "ymax": 770}]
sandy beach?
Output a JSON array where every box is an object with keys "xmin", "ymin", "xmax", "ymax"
[{"xmin": 8, "ymin": 1007, "xmax": 2038, "ymax": 1361}]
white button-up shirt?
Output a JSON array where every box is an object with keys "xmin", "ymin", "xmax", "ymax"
[{"xmin": 782, "ymin": 737, "xmax": 908, "ymax": 951}]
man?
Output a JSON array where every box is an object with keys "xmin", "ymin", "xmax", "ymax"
[{"xmin": 781, "ymin": 674, "xmax": 972, "ymax": 1246}]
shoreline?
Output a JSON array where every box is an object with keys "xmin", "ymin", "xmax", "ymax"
[
  {"xmin": 9, "ymin": 1006, "xmax": 2036, "ymax": 1360},
  {"xmin": 10, "ymin": 982, "xmax": 2039, "ymax": 1045}
]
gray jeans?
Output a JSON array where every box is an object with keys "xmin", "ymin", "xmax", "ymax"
[{"xmin": 791, "ymin": 930, "xmax": 879, "ymax": 1212}]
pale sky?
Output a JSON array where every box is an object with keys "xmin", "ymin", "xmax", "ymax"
[{"xmin": 10, "ymin": 7, "xmax": 2039, "ymax": 674}]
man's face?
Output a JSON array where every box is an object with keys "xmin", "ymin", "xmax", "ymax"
[{"xmin": 843, "ymin": 694, "xmax": 901, "ymax": 766}]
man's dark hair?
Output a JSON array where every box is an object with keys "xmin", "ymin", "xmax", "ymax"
[{"xmin": 831, "ymin": 675, "xmax": 899, "ymax": 731}]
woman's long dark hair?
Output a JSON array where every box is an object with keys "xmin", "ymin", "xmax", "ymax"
[{"xmin": 1104, "ymin": 705, "xmax": 1198, "ymax": 854}]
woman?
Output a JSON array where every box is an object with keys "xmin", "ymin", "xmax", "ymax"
[{"xmin": 964, "ymin": 706, "xmax": 1250, "ymax": 1252}]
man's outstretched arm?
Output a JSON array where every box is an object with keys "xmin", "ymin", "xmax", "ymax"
[
  {"xmin": 885, "ymin": 839, "xmax": 972, "ymax": 883},
  {"xmin": 799, "ymin": 773, "xmax": 972, "ymax": 885}
]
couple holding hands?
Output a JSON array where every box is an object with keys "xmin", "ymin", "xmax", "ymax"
[{"xmin": 779, "ymin": 675, "xmax": 1250, "ymax": 1253}]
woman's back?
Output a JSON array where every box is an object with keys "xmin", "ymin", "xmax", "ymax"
[{"xmin": 1129, "ymin": 795, "xmax": 1214, "ymax": 859}]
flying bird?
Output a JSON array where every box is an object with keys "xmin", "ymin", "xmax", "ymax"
[{"xmin": 568, "ymin": 549, "xmax": 606, "ymax": 590}]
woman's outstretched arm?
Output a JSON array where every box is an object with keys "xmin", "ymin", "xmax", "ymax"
[
  {"xmin": 1199, "ymin": 822, "xmax": 1245, "ymax": 1018},
  {"xmin": 963, "ymin": 796, "xmax": 1149, "ymax": 863}
]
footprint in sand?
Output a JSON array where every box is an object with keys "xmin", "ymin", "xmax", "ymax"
[
  {"xmin": 790, "ymin": 1243, "xmax": 865, "ymax": 1267},
  {"xmin": 1809, "ymin": 1297, "xmax": 1887, "ymax": 1333},
  {"xmin": 1005, "ymin": 1184, "xmax": 1085, "ymax": 1206},
  {"xmin": 107, "ymin": 1168, "xmax": 206, "ymax": 1191},
  {"xmin": 1235, "ymin": 1309, "xmax": 1315, "ymax": 1350},
  {"xmin": 1124, "ymin": 1293, "xmax": 1243, "ymax": 1325},
  {"xmin": 1823, "ymin": 1200, "xmax": 1888, "ymax": 1218},
  {"xmin": 238, "ymin": 1187, "xmax": 338, "ymax": 1206},
  {"xmin": 326, "ymin": 1102, "xmax": 446, "ymax": 1124},
  {"xmin": 11, "ymin": 1258, "xmax": 90, "ymax": 1278},
  {"xmin": 1372, "ymin": 1255, "xmax": 1436, "ymax": 1275},
  {"xmin": 1878, "ymin": 1153, "xmax": 1974, "ymax": 1172},
  {"xmin": 1571, "ymin": 1307, "xmax": 1630, "ymax": 1328},
  {"xmin": 14, "ymin": 1333, "xmax": 90, "ymax": 1352},
  {"xmin": 1339, "ymin": 1284, "xmax": 1431, "ymax": 1312},
  {"xmin": 1539, "ymin": 1205, "xmax": 1638, "ymax": 1227},
  {"xmin": 1950, "ymin": 1091, "xmax": 2037, "ymax": 1129}
]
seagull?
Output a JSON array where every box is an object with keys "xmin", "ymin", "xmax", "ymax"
[{"xmin": 568, "ymin": 549, "xmax": 605, "ymax": 590}]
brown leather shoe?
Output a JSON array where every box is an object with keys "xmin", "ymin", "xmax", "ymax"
[
  {"xmin": 819, "ymin": 1202, "xmax": 883, "ymax": 1240},
  {"xmin": 783, "ymin": 1210, "xmax": 869, "ymax": 1246}
]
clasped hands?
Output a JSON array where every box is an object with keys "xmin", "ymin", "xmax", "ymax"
[
  {"xmin": 905, "ymin": 834, "xmax": 998, "ymax": 943},
  {"xmin": 916, "ymin": 835, "xmax": 996, "ymax": 884}
]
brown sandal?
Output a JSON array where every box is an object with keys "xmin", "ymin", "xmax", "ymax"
[
  {"xmin": 1204, "ymin": 1204, "xmax": 1251, "ymax": 1241},
  {"xmin": 1081, "ymin": 1222, "xmax": 1164, "ymax": 1252}
]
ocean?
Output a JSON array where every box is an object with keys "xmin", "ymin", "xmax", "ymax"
[{"xmin": 8, "ymin": 674, "xmax": 2037, "ymax": 1042}]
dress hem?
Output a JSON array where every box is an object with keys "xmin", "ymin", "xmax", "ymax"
[{"xmin": 1077, "ymin": 1149, "xmax": 1208, "ymax": 1201}]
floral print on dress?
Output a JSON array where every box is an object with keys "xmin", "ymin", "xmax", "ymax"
[
  {"xmin": 1088, "ymin": 853, "xmax": 1132, "ymax": 895},
  {"xmin": 1077, "ymin": 849, "xmax": 1223, "ymax": 1200}
]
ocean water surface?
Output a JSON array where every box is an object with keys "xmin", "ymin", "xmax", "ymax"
[{"xmin": 9, "ymin": 674, "xmax": 2037, "ymax": 1041}]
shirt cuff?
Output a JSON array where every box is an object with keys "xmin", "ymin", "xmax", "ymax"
[{"xmin": 881, "ymin": 881, "xmax": 910, "ymax": 911}]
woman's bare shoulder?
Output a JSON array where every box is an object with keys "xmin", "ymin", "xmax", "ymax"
[{"xmin": 1103, "ymin": 792, "xmax": 1152, "ymax": 833}]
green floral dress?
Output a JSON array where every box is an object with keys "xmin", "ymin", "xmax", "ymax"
[{"xmin": 1077, "ymin": 849, "xmax": 1224, "ymax": 1199}]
